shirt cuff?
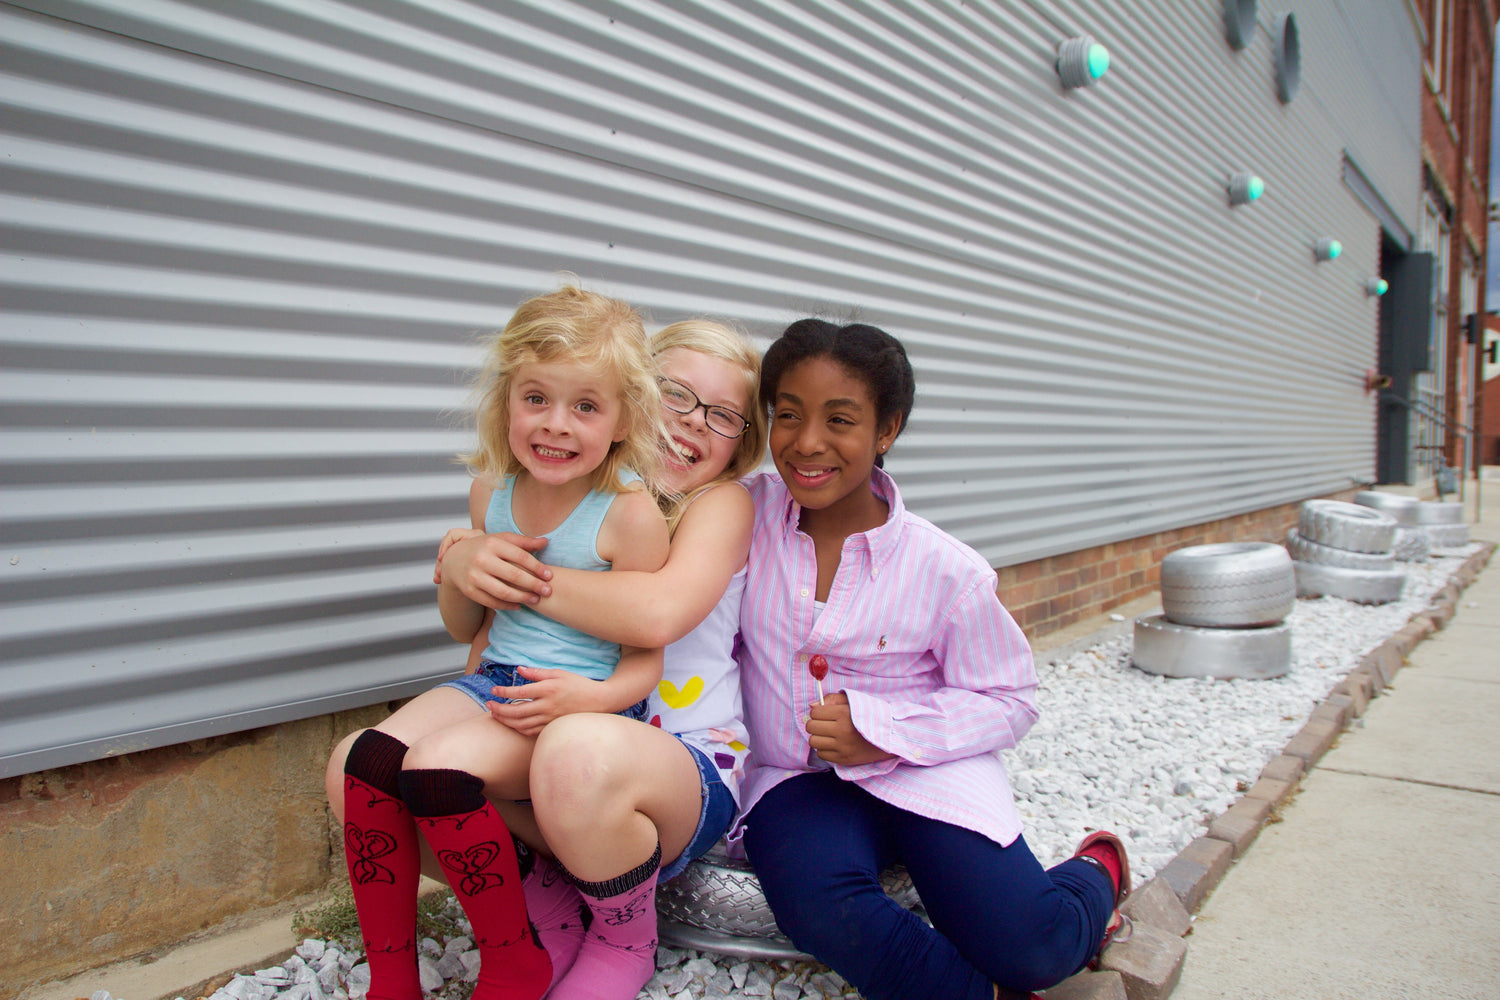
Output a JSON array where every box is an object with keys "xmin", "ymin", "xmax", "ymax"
[{"xmin": 841, "ymin": 689, "xmax": 906, "ymax": 776}]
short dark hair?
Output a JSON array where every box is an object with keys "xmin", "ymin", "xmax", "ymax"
[{"xmin": 759, "ymin": 319, "xmax": 915, "ymax": 465}]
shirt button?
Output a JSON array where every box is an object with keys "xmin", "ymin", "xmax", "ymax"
[
  {"xmin": 872, "ymin": 569, "xmax": 879, "ymax": 577},
  {"xmin": 800, "ymin": 588, "xmax": 809, "ymax": 597}
]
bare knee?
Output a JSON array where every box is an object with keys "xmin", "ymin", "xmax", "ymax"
[
  {"xmin": 325, "ymin": 729, "xmax": 367, "ymax": 823},
  {"xmin": 531, "ymin": 716, "xmax": 628, "ymax": 822}
]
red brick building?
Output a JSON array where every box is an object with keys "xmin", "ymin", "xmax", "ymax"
[{"xmin": 1415, "ymin": 0, "xmax": 1496, "ymax": 476}]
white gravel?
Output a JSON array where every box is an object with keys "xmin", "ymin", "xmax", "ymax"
[{"xmin": 103, "ymin": 546, "xmax": 1479, "ymax": 1000}]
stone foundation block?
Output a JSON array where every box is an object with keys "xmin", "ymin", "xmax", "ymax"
[
  {"xmin": 1258, "ymin": 754, "xmax": 1305, "ymax": 785},
  {"xmin": 1207, "ymin": 796, "xmax": 1274, "ymax": 856},
  {"xmin": 1097, "ymin": 921, "xmax": 1188, "ymax": 1000},
  {"xmin": 1427, "ymin": 599, "xmax": 1456, "ymax": 630},
  {"xmin": 1156, "ymin": 836, "xmax": 1233, "ymax": 912},
  {"xmin": 1119, "ymin": 877, "xmax": 1191, "ymax": 939},
  {"xmin": 1310, "ymin": 692, "xmax": 1354, "ymax": 730},
  {"xmin": 1041, "ymin": 970, "xmax": 1128, "ymax": 1000},
  {"xmin": 1283, "ymin": 716, "xmax": 1340, "ymax": 766}
]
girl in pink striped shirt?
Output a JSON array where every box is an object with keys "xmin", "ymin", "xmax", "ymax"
[{"xmin": 737, "ymin": 319, "xmax": 1130, "ymax": 1000}]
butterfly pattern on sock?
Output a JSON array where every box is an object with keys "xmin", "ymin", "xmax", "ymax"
[
  {"xmin": 433, "ymin": 838, "xmax": 507, "ymax": 896},
  {"xmin": 594, "ymin": 893, "xmax": 652, "ymax": 927},
  {"xmin": 344, "ymin": 825, "xmax": 399, "ymax": 885}
]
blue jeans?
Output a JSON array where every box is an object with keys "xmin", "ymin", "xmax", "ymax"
[
  {"xmin": 659, "ymin": 742, "xmax": 737, "ymax": 882},
  {"xmin": 743, "ymin": 770, "xmax": 1113, "ymax": 999},
  {"xmin": 439, "ymin": 661, "xmax": 650, "ymax": 722}
]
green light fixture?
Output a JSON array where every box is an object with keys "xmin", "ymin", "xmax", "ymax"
[
  {"xmin": 1315, "ymin": 238, "xmax": 1342, "ymax": 262},
  {"xmin": 1228, "ymin": 172, "xmax": 1265, "ymax": 206},
  {"xmin": 1366, "ymin": 277, "xmax": 1389, "ymax": 296},
  {"xmin": 1057, "ymin": 35, "xmax": 1110, "ymax": 89}
]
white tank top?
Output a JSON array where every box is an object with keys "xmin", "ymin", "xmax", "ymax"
[{"xmin": 648, "ymin": 564, "xmax": 750, "ymax": 805}]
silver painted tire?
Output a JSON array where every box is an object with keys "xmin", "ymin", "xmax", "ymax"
[
  {"xmin": 1423, "ymin": 523, "xmax": 1470, "ymax": 548},
  {"xmin": 1131, "ymin": 614, "xmax": 1292, "ymax": 680},
  {"xmin": 1158, "ymin": 542, "xmax": 1295, "ymax": 628},
  {"xmin": 1285, "ymin": 529, "xmax": 1395, "ymax": 571},
  {"xmin": 1298, "ymin": 500, "xmax": 1397, "ymax": 554},
  {"xmin": 1353, "ymin": 491, "xmax": 1421, "ymax": 526},
  {"xmin": 1392, "ymin": 526, "xmax": 1430, "ymax": 563},
  {"xmin": 1414, "ymin": 501, "xmax": 1465, "ymax": 526},
  {"xmin": 656, "ymin": 842, "xmax": 925, "ymax": 960},
  {"xmin": 1293, "ymin": 561, "xmax": 1406, "ymax": 604}
]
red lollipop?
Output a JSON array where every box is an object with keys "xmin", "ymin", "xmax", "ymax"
[{"xmin": 809, "ymin": 654, "xmax": 829, "ymax": 704}]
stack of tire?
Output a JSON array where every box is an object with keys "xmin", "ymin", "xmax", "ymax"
[
  {"xmin": 1352, "ymin": 491, "xmax": 1429, "ymax": 563},
  {"xmin": 1289, "ymin": 500, "xmax": 1405, "ymax": 604},
  {"xmin": 1132, "ymin": 542, "xmax": 1295, "ymax": 680},
  {"xmin": 1415, "ymin": 500, "xmax": 1470, "ymax": 550}
]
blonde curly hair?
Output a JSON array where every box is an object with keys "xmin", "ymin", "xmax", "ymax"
[{"xmin": 462, "ymin": 284, "xmax": 665, "ymax": 494}]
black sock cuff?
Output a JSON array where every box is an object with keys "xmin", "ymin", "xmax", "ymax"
[
  {"xmin": 344, "ymin": 729, "xmax": 409, "ymax": 798},
  {"xmin": 398, "ymin": 768, "xmax": 487, "ymax": 817},
  {"xmin": 561, "ymin": 842, "xmax": 662, "ymax": 899}
]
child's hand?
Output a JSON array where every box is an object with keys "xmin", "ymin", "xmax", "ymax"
[
  {"xmin": 485, "ymin": 666, "xmax": 608, "ymax": 737},
  {"xmin": 806, "ymin": 691, "xmax": 895, "ymax": 767},
  {"xmin": 440, "ymin": 532, "xmax": 554, "ymax": 609},
  {"xmin": 433, "ymin": 528, "xmax": 484, "ymax": 584}
]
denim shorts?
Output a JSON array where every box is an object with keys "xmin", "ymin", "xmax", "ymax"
[
  {"xmin": 659, "ymin": 740, "xmax": 737, "ymax": 882},
  {"xmin": 439, "ymin": 661, "xmax": 650, "ymax": 722}
]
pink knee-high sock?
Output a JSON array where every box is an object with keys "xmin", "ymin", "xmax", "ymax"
[
  {"xmin": 518, "ymin": 847, "xmax": 587, "ymax": 992},
  {"xmin": 550, "ymin": 844, "xmax": 662, "ymax": 1000},
  {"xmin": 402, "ymin": 768, "xmax": 552, "ymax": 1000},
  {"xmin": 342, "ymin": 730, "xmax": 422, "ymax": 1000}
]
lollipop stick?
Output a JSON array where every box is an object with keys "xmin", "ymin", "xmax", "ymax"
[{"xmin": 816, "ymin": 679, "xmax": 825, "ymax": 705}]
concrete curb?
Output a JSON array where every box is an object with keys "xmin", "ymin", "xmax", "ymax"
[{"xmin": 1051, "ymin": 541, "xmax": 1496, "ymax": 1000}]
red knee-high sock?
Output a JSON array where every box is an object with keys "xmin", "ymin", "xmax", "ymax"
[
  {"xmin": 550, "ymin": 844, "xmax": 661, "ymax": 1000},
  {"xmin": 401, "ymin": 768, "xmax": 552, "ymax": 1000},
  {"xmin": 342, "ymin": 730, "xmax": 422, "ymax": 1000},
  {"xmin": 517, "ymin": 845, "xmax": 588, "ymax": 992}
]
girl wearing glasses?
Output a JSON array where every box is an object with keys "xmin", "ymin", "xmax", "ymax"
[{"xmin": 430, "ymin": 319, "xmax": 766, "ymax": 1000}]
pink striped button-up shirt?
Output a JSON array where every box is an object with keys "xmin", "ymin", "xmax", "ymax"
[{"xmin": 734, "ymin": 469, "xmax": 1039, "ymax": 848}]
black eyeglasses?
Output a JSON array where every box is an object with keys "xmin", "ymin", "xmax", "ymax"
[{"xmin": 658, "ymin": 377, "xmax": 750, "ymax": 439}]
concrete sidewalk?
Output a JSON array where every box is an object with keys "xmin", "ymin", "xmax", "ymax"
[{"xmin": 1171, "ymin": 479, "xmax": 1500, "ymax": 1000}]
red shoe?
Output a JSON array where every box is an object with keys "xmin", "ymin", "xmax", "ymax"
[
  {"xmin": 1072, "ymin": 830, "xmax": 1130, "ymax": 904},
  {"xmin": 1072, "ymin": 831, "xmax": 1133, "ymax": 968}
]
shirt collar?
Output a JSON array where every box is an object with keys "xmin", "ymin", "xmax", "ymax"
[{"xmin": 777, "ymin": 466, "xmax": 906, "ymax": 574}]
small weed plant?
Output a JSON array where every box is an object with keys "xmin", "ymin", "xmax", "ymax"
[{"xmin": 293, "ymin": 881, "xmax": 462, "ymax": 947}]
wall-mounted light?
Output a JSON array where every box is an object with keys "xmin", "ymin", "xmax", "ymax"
[
  {"xmin": 1228, "ymin": 172, "xmax": 1265, "ymax": 206},
  {"xmin": 1224, "ymin": 0, "xmax": 1258, "ymax": 51},
  {"xmin": 1314, "ymin": 238, "xmax": 1342, "ymax": 262},
  {"xmin": 1057, "ymin": 35, "xmax": 1110, "ymax": 89},
  {"xmin": 1366, "ymin": 277, "xmax": 1389, "ymax": 296}
]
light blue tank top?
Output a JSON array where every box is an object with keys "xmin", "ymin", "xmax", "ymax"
[{"xmin": 480, "ymin": 475, "xmax": 630, "ymax": 679}]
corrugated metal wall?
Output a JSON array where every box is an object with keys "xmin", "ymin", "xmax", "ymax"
[{"xmin": 1, "ymin": 0, "xmax": 1423, "ymax": 776}]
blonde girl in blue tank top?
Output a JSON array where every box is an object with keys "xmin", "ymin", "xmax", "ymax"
[
  {"xmin": 437, "ymin": 320, "xmax": 766, "ymax": 1000},
  {"xmin": 323, "ymin": 285, "xmax": 669, "ymax": 1000}
]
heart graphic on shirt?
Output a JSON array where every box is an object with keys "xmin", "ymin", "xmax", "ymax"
[{"xmin": 657, "ymin": 676, "xmax": 704, "ymax": 709}]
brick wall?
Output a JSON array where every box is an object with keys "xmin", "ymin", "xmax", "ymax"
[{"xmin": 997, "ymin": 490, "xmax": 1357, "ymax": 638}]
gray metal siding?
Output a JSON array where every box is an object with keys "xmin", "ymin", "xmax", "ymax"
[{"xmin": 1, "ymin": 0, "xmax": 1423, "ymax": 776}]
